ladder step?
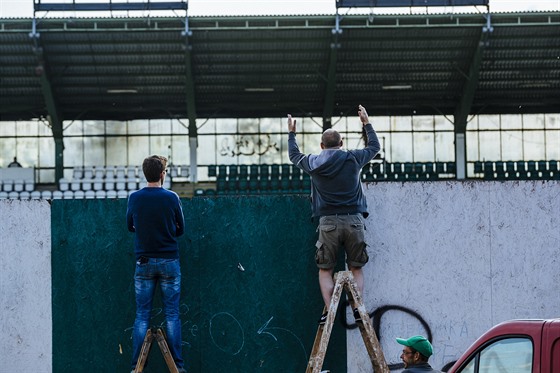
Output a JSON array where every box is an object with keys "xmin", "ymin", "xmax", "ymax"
[
  {"xmin": 135, "ymin": 328, "xmax": 180, "ymax": 373},
  {"xmin": 306, "ymin": 271, "xmax": 390, "ymax": 373}
]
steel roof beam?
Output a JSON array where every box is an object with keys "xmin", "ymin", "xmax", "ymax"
[
  {"xmin": 322, "ymin": 15, "xmax": 342, "ymax": 132},
  {"xmin": 182, "ymin": 17, "xmax": 199, "ymax": 182},
  {"xmin": 453, "ymin": 15, "xmax": 492, "ymax": 179},
  {"xmin": 29, "ymin": 23, "xmax": 65, "ymax": 183},
  {"xmin": 34, "ymin": 1, "xmax": 188, "ymax": 12}
]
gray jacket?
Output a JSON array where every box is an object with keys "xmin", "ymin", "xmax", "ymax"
[
  {"xmin": 288, "ymin": 123, "xmax": 380, "ymax": 218},
  {"xmin": 403, "ymin": 362, "xmax": 441, "ymax": 372}
]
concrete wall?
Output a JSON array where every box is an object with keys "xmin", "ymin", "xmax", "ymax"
[
  {"xmin": 1, "ymin": 180, "xmax": 559, "ymax": 372},
  {"xmin": 0, "ymin": 200, "xmax": 52, "ymax": 372},
  {"xmin": 350, "ymin": 180, "xmax": 560, "ymax": 372}
]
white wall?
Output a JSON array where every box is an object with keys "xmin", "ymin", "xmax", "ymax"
[
  {"xmin": 1, "ymin": 181, "xmax": 558, "ymax": 372},
  {"xmin": 0, "ymin": 200, "xmax": 52, "ymax": 372},
  {"xmin": 348, "ymin": 180, "xmax": 560, "ymax": 372}
]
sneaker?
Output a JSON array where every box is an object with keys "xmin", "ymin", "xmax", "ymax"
[
  {"xmin": 318, "ymin": 311, "xmax": 328, "ymax": 325},
  {"xmin": 353, "ymin": 308, "xmax": 362, "ymax": 322}
]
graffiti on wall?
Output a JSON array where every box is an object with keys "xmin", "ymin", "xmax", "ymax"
[{"xmin": 219, "ymin": 135, "xmax": 280, "ymax": 157}]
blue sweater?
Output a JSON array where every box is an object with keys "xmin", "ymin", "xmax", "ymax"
[
  {"xmin": 126, "ymin": 187, "xmax": 185, "ymax": 260},
  {"xmin": 288, "ymin": 123, "xmax": 380, "ymax": 218}
]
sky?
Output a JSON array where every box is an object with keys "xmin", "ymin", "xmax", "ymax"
[{"xmin": 0, "ymin": 0, "xmax": 559, "ymax": 18}]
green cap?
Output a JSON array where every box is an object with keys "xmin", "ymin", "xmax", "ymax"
[{"xmin": 396, "ymin": 335, "xmax": 433, "ymax": 358}]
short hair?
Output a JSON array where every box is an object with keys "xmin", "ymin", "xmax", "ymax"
[
  {"xmin": 410, "ymin": 348, "xmax": 429, "ymax": 362},
  {"xmin": 142, "ymin": 155, "xmax": 167, "ymax": 182},
  {"xmin": 321, "ymin": 129, "xmax": 342, "ymax": 148}
]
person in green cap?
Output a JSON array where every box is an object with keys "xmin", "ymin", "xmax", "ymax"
[{"xmin": 396, "ymin": 335, "xmax": 440, "ymax": 372}]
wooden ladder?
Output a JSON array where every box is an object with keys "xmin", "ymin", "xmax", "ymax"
[
  {"xmin": 306, "ymin": 271, "xmax": 390, "ymax": 373},
  {"xmin": 134, "ymin": 327, "xmax": 180, "ymax": 373}
]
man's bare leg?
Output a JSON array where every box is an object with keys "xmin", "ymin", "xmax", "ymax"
[
  {"xmin": 318, "ymin": 268, "xmax": 335, "ymax": 308},
  {"xmin": 349, "ymin": 265, "xmax": 364, "ymax": 297}
]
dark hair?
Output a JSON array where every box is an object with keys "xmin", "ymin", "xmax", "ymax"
[
  {"xmin": 410, "ymin": 348, "xmax": 429, "ymax": 362},
  {"xmin": 321, "ymin": 129, "xmax": 342, "ymax": 148},
  {"xmin": 142, "ymin": 155, "xmax": 167, "ymax": 182}
]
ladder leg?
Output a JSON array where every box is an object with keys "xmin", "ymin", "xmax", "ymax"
[
  {"xmin": 306, "ymin": 305, "xmax": 327, "ymax": 373},
  {"xmin": 155, "ymin": 328, "xmax": 180, "ymax": 373},
  {"xmin": 344, "ymin": 273, "xmax": 390, "ymax": 373},
  {"xmin": 135, "ymin": 328, "xmax": 154, "ymax": 373},
  {"xmin": 306, "ymin": 272, "xmax": 346, "ymax": 373}
]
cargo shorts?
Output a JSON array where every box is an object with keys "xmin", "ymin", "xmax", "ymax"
[{"xmin": 315, "ymin": 213, "xmax": 369, "ymax": 269}]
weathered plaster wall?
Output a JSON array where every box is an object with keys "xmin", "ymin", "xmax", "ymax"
[
  {"xmin": 1, "ymin": 181, "xmax": 558, "ymax": 373},
  {"xmin": 349, "ymin": 180, "xmax": 560, "ymax": 372},
  {"xmin": 0, "ymin": 200, "xmax": 52, "ymax": 372}
]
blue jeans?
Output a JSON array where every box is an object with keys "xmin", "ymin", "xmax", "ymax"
[{"xmin": 131, "ymin": 257, "xmax": 184, "ymax": 370}]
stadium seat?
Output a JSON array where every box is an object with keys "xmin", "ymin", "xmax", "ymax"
[
  {"xmin": 69, "ymin": 179, "xmax": 80, "ymax": 191},
  {"xmin": 24, "ymin": 180, "xmax": 34, "ymax": 192},
  {"xmin": 249, "ymin": 164, "xmax": 259, "ymax": 178},
  {"xmin": 227, "ymin": 165, "xmax": 238, "ymax": 179},
  {"xmin": 473, "ymin": 161, "xmax": 483, "ymax": 174},
  {"xmin": 2, "ymin": 179, "xmax": 14, "ymax": 192},
  {"xmin": 115, "ymin": 178, "xmax": 127, "ymax": 191},
  {"xmin": 117, "ymin": 190, "xmax": 128, "ymax": 199},
  {"xmin": 115, "ymin": 166, "xmax": 126, "ymax": 179},
  {"xmin": 127, "ymin": 167, "xmax": 137, "ymax": 179},
  {"xmin": 104, "ymin": 174, "xmax": 116, "ymax": 190},
  {"xmin": 42, "ymin": 190, "xmax": 53, "ymax": 199},
  {"xmin": 516, "ymin": 161, "xmax": 528, "ymax": 179},
  {"xmin": 8, "ymin": 191, "xmax": 19, "ymax": 199},
  {"xmin": 52, "ymin": 191, "xmax": 63, "ymax": 199},
  {"xmin": 81, "ymin": 179, "xmax": 93, "ymax": 191},
  {"xmin": 19, "ymin": 191, "xmax": 30, "ymax": 199},
  {"xmin": 96, "ymin": 190, "xmax": 107, "ymax": 199},
  {"xmin": 83, "ymin": 167, "xmax": 94, "ymax": 179},
  {"xmin": 494, "ymin": 162, "xmax": 506, "ymax": 180},
  {"xmin": 483, "ymin": 161, "xmax": 494, "ymax": 179},
  {"xmin": 217, "ymin": 165, "xmax": 227, "ymax": 179},
  {"xmin": 72, "ymin": 167, "xmax": 83, "ymax": 179},
  {"xmin": 94, "ymin": 168, "xmax": 105, "ymax": 179},
  {"xmin": 13, "ymin": 179, "xmax": 24, "ymax": 192},
  {"xmin": 93, "ymin": 179, "xmax": 104, "ymax": 191},
  {"xmin": 127, "ymin": 178, "xmax": 138, "ymax": 190},
  {"xmin": 74, "ymin": 190, "xmax": 85, "ymax": 199},
  {"xmin": 0, "ymin": 192, "xmax": 7, "ymax": 199},
  {"xmin": 85, "ymin": 190, "xmax": 96, "ymax": 199},
  {"xmin": 208, "ymin": 165, "xmax": 217, "ymax": 177},
  {"xmin": 30, "ymin": 191, "xmax": 42, "ymax": 199},
  {"xmin": 505, "ymin": 161, "xmax": 516, "ymax": 179},
  {"xmin": 63, "ymin": 190, "xmax": 74, "ymax": 199},
  {"xmin": 446, "ymin": 162, "xmax": 456, "ymax": 174}
]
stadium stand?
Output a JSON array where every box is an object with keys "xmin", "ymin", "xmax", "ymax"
[{"xmin": 0, "ymin": 160, "xmax": 558, "ymax": 199}]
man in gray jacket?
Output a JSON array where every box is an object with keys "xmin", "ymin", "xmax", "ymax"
[
  {"xmin": 288, "ymin": 105, "xmax": 380, "ymax": 324},
  {"xmin": 397, "ymin": 335, "xmax": 441, "ymax": 372}
]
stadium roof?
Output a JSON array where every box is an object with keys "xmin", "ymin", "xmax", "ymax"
[{"xmin": 0, "ymin": 11, "xmax": 559, "ymax": 122}]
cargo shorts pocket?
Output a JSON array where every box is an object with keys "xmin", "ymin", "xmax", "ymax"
[
  {"xmin": 315, "ymin": 224, "xmax": 337, "ymax": 267},
  {"xmin": 315, "ymin": 240, "xmax": 334, "ymax": 267}
]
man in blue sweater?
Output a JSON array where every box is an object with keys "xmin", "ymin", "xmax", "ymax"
[
  {"xmin": 288, "ymin": 105, "xmax": 380, "ymax": 324},
  {"xmin": 127, "ymin": 155, "xmax": 186, "ymax": 373}
]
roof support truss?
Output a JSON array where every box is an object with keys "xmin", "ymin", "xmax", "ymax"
[
  {"xmin": 322, "ymin": 19, "xmax": 342, "ymax": 132},
  {"xmin": 453, "ymin": 14, "xmax": 492, "ymax": 179},
  {"xmin": 183, "ymin": 18, "xmax": 198, "ymax": 182},
  {"xmin": 30, "ymin": 22, "xmax": 65, "ymax": 183}
]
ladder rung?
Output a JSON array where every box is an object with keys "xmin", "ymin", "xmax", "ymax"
[{"xmin": 306, "ymin": 271, "xmax": 389, "ymax": 373}]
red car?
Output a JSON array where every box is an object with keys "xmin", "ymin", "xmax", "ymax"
[{"xmin": 448, "ymin": 318, "xmax": 560, "ymax": 373}]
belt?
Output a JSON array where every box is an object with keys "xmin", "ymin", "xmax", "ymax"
[{"xmin": 321, "ymin": 212, "xmax": 359, "ymax": 217}]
